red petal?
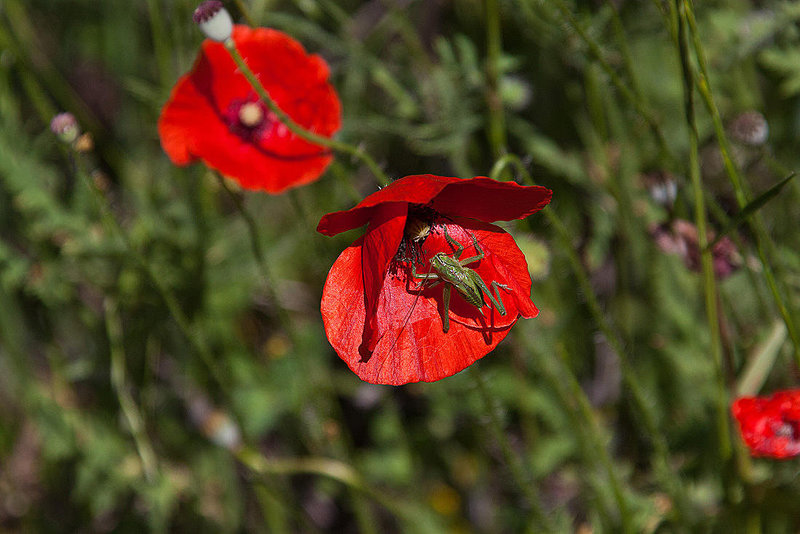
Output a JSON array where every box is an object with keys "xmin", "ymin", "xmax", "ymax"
[
  {"xmin": 157, "ymin": 26, "xmax": 341, "ymax": 193},
  {"xmin": 359, "ymin": 203, "xmax": 408, "ymax": 354},
  {"xmin": 317, "ymin": 175, "xmax": 552, "ymax": 236},
  {"xmin": 321, "ymin": 219, "xmax": 538, "ymax": 385},
  {"xmin": 430, "ymin": 177, "xmax": 552, "ymax": 224}
]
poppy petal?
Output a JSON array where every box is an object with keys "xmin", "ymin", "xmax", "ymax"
[
  {"xmin": 430, "ymin": 178, "xmax": 552, "ymax": 224},
  {"xmin": 317, "ymin": 175, "xmax": 552, "ymax": 236},
  {"xmin": 359, "ymin": 203, "xmax": 408, "ymax": 355}
]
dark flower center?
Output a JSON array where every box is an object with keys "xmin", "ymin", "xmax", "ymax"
[{"xmin": 224, "ymin": 95, "xmax": 275, "ymax": 142}]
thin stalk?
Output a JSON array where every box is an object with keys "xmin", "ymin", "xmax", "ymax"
[
  {"xmin": 222, "ymin": 39, "xmax": 391, "ymax": 187},
  {"xmin": 548, "ymin": 0, "xmax": 676, "ymax": 165},
  {"xmin": 551, "ymin": 344, "xmax": 635, "ymax": 533},
  {"xmin": 682, "ymin": 3, "xmax": 800, "ymax": 364},
  {"xmin": 485, "ymin": 0, "xmax": 507, "ymax": 159},
  {"xmin": 215, "ymin": 174, "xmax": 286, "ymax": 324},
  {"xmin": 145, "ymin": 0, "xmax": 173, "ymax": 84},
  {"xmin": 214, "ymin": 173, "xmax": 380, "ymax": 529},
  {"xmin": 235, "ymin": 447, "xmax": 419, "ymax": 526},
  {"xmin": 105, "ymin": 297, "xmax": 159, "ymax": 482},
  {"xmin": 469, "ymin": 369, "xmax": 556, "ymax": 531},
  {"xmin": 231, "ymin": 0, "xmax": 257, "ymax": 27},
  {"xmin": 489, "ymin": 155, "xmax": 693, "ymax": 526},
  {"xmin": 675, "ymin": 0, "xmax": 731, "ymax": 471},
  {"xmin": 73, "ymin": 155, "xmax": 229, "ymax": 390}
]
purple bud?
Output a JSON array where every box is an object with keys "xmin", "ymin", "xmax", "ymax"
[{"xmin": 50, "ymin": 112, "xmax": 79, "ymax": 144}]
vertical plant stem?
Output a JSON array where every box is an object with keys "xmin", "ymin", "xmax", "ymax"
[
  {"xmin": 105, "ymin": 297, "xmax": 159, "ymax": 482},
  {"xmin": 548, "ymin": 0, "xmax": 677, "ymax": 165},
  {"xmin": 222, "ymin": 39, "xmax": 391, "ymax": 187},
  {"xmin": 469, "ymin": 369, "xmax": 555, "ymax": 531},
  {"xmin": 485, "ymin": 0, "xmax": 507, "ymax": 159},
  {"xmin": 682, "ymin": 2, "xmax": 800, "ymax": 364},
  {"xmin": 546, "ymin": 342, "xmax": 635, "ymax": 533},
  {"xmin": 231, "ymin": 0, "xmax": 257, "ymax": 27},
  {"xmin": 145, "ymin": 0, "xmax": 173, "ymax": 84},
  {"xmin": 215, "ymin": 174, "xmax": 293, "ymax": 334},
  {"xmin": 675, "ymin": 0, "xmax": 731, "ymax": 470},
  {"xmin": 213, "ymin": 173, "xmax": 380, "ymax": 529}
]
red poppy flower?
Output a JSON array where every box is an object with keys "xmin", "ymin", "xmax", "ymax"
[
  {"xmin": 158, "ymin": 25, "xmax": 341, "ymax": 193},
  {"xmin": 732, "ymin": 389, "xmax": 800, "ymax": 459},
  {"xmin": 318, "ymin": 175, "xmax": 553, "ymax": 385}
]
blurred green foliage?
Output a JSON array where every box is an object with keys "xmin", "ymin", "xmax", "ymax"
[{"xmin": 2, "ymin": 0, "xmax": 800, "ymax": 532}]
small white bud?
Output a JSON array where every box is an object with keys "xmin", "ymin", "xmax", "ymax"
[{"xmin": 193, "ymin": 1, "xmax": 233, "ymax": 42}]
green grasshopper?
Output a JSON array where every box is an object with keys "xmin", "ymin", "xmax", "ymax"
[{"xmin": 410, "ymin": 226, "xmax": 510, "ymax": 333}]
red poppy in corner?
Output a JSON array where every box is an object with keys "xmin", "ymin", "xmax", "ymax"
[
  {"xmin": 158, "ymin": 25, "xmax": 341, "ymax": 193},
  {"xmin": 732, "ymin": 389, "xmax": 800, "ymax": 459},
  {"xmin": 318, "ymin": 175, "xmax": 552, "ymax": 385}
]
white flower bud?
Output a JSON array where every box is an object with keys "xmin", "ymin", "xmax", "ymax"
[{"xmin": 193, "ymin": 1, "xmax": 233, "ymax": 42}]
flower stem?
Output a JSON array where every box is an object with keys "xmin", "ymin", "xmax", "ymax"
[
  {"xmin": 549, "ymin": 0, "xmax": 676, "ymax": 165},
  {"xmin": 682, "ymin": 3, "xmax": 800, "ymax": 365},
  {"xmin": 469, "ymin": 369, "xmax": 555, "ymax": 531},
  {"xmin": 541, "ymin": 342, "xmax": 635, "ymax": 533},
  {"xmin": 235, "ymin": 446, "xmax": 422, "ymax": 526},
  {"xmin": 104, "ymin": 297, "xmax": 159, "ymax": 483},
  {"xmin": 675, "ymin": 0, "xmax": 732, "ymax": 472},
  {"xmin": 484, "ymin": 0, "xmax": 507, "ymax": 160},
  {"xmin": 222, "ymin": 39, "xmax": 391, "ymax": 187}
]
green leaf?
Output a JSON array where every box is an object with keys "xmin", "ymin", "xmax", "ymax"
[{"xmin": 705, "ymin": 173, "xmax": 797, "ymax": 250}]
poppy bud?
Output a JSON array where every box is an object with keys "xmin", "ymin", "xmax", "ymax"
[
  {"xmin": 50, "ymin": 112, "xmax": 79, "ymax": 144},
  {"xmin": 193, "ymin": 1, "xmax": 233, "ymax": 42}
]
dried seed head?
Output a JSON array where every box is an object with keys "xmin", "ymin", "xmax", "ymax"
[
  {"xmin": 193, "ymin": 1, "xmax": 233, "ymax": 42},
  {"xmin": 50, "ymin": 112, "xmax": 79, "ymax": 144},
  {"xmin": 729, "ymin": 111, "xmax": 769, "ymax": 146}
]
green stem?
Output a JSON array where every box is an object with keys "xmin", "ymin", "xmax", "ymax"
[
  {"xmin": 230, "ymin": 0, "xmax": 257, "ymax": 27},
  {"xmin": 550, "ymin": 344, "xmax": 635, "ymax": 533},
  {"xmin": 485, "ymin": 0, "xmax": 507, "ymax": 159},
  {"xmin": 235, "ymin": 447, "xmax": 419, "ymax": 526},
  {"xmin": 105, "ymin": 297, "xmax": 159, "ymax": 482},
  {"xmin": 682, "ymin": 3, "xmax": 800, "ymax": 365},
  {"xmin": 469, "ymin": 369, "xmax": 555, "ymax": 531},
  {"xmin": 222, "ymin": 39, "xmax": 391, "ymax": 187},
  {"xmin": 549, "ymin": 0, "xmax": 676, "ymax": 165},
  {"xmin": 675, "ymin": 0, "xmax": 731, "ymax": 472},
  {"xmin": 213, "ymin": 173, "xmax": 380, "ymax": 528},
  {"xmin": 75, "ymin": 157, "xmax": 229, "ymax": 391},
  {"xmin": 145, "ymin": 0, "xmax": 173, "ymax": 84}
]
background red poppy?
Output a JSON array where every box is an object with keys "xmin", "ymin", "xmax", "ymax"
[
  {"xmin": 158, "ymin": 25, "xmax": 341, "ymax": 193},
  {"xmin": 732, "ymin": 390, "xmax": 800, "ymax": 459}
]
